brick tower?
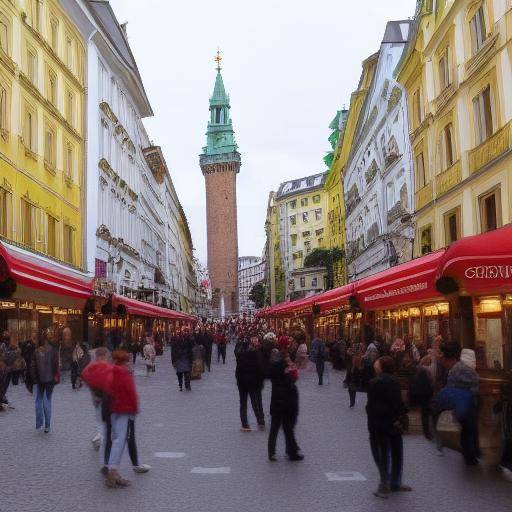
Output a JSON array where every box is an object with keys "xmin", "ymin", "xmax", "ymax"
[{"xmin": 200, "ymin": 52, "xmax": 241, "ymax": 316}]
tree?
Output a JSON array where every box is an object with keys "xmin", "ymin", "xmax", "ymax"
[
  {"xmin": 249, "ymin": 280, "xmax": 266, "ymax": 308},
  {"xmin": 304, "ymin": 248, "xmax": 344, "ymax": 290}
]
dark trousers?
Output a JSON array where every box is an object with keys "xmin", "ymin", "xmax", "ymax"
[
  {"xmin": 104, "ymin": 417, "xmax": 138, "ymax": 467},
  {"xmin": 132, "ymin": 351, "xmax": 137, "ymax": 364},
  {"xmin": 177, "ymin": 371, "xmax": 191, "ymax": 390},
  {"xmin": 71, "ymin": 362, "xmax": 80, "ymax": 389},
  {"xmin": 369, "ymin": 428, "xmax": 403, "ymax": 489},
  {"xmin": 268, "ymin": 414, "xmax": 299, "ymax": 457},
  {"xmin": 217, "ymin": 345, "xmax": 226, "ymax": 364},
  {"xmin": 460, "ymin": 412, "xmax": 480, "ymax": 464},
  {"xmin": 348, "ymin": 387, "xmax": 357, "ymax": 407},
  {"xmin": 205, "ymin": 348, "xmax": 212, "ymax": 372},
  {"xmin": 316, "ymin": 361, "xmax": 325, "ymax": 385},
  {"xmin": 419, "ymin": 400, "xmax": 432, "ymax": 439},
  {"xmin": 238, "ymin": 387, "xmax": 265, "ymax": 428}
]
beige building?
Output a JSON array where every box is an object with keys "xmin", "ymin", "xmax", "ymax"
[{"xmin": 397, "ymin": 0, "xmax": 512, "ymax": 256}]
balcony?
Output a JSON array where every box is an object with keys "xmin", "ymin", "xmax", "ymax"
[
  {"xmin": 468, "ymin": 121, "xmax": 511, "ymax": 175},
  {"xmin": 415, "ymin": 182, "xmax": 433, "ymax": 210},
  {"xmin": 436, "ymin": 160, "xmax": 461, "ymax": 197}
]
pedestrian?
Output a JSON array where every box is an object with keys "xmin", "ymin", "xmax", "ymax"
[
  {"xmin": 191, "ymin": 341, "xmax": 205, "ymax": 380},
  {"xmin": 267, "ymin": 339, "xmax": 303, "ymax": 462},
  {"xmin": 143, "ymin": 337, "xmax": 156, "ymax": 377},
  {"xmin": 29, "ymin": 331, "xmax": 60, "ymax": 433},
  {"xmin": 71, "ymin": 339, "xmax": 86, "ymax": 389},
  {"xmin": 346, "ymin": 339, "xmax": 366, "ymax": 407},
  {"xmin": 309, "ymin": 338, "xmax": 327, "ymax": 385},
  {"xmin": 214, "ymin": 327, "xmax": 227, "ymax": 364},
  {"xmin": 236, "ymin": 337, "xmax": 265, "ymax": 432},
  {"xmin": 171, "ymin": 332, "xmax": 193, "ymax": 391},
  {"xmin": 366, "ymin": 355, "xmax": 411, "ymax": 498},
  {"xmin": 409, "ymin": 355, "xmax": 434, "ymax": 440},
  {"xmin": 295, "ymin": 340, "xmax": 308, "ymax": 370}
]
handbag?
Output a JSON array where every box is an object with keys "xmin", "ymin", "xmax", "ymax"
[{"xmin": 436, "ymin": 410, "xmax": 461, "ymax": 433}]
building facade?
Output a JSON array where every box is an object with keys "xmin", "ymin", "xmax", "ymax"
[
  {"xmin": 199, "ymin": 59, "xmax": 241, "ymax": 317},
  {"xmin": 397, "ymin": 0, "xmax": 512, "ymax": 257},
  {"xmin": 264, "ymin": 191, "xmax": 285, "ymax": 305},
  {"xmin": 344, "ymin": 21, "xmax": 414, "ymax": 282},
  {"xmin": 238, "ymin": 256, "xmax": 265, "ymax": 313}
]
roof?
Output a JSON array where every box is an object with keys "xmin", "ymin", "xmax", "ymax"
[
  {"xmin": 276, "ymin": 172, "xmax": 328, "ymax": 200},
  {"xmin": 382, "ymin": 20, "xmax": 412, "ymax": 44},
  {"xmin": 210, "ymin": 71, "xmax": 230, "ymax": 106},
  {"xmin": 86, "ymin": 0, "xmax": 153, "ymax": 116}
]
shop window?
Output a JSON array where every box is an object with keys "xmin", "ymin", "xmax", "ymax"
[
  {"xmin": 21, "ymin": 199, "xmax": 35, "ymax": 248},
  {"xmin": 479, "ymin": 187, "xmax": 501, "ymax": 233},
  {"xmin": 444, "ymin": 207, "xmax": 461, "ymax": 245},
  {"xmin": 441, "ymin": 123, "xmax": 454, "ymax": 169},
  {"xmin": 311, "ymin": 277, "xmax": 318, "ymax": 287},
  {"xmin": 289, "ymin": 214, "xmax": 296, "ymax": 226},
  {"xmin": 412, "ymin": 88, "xmax": 422, "ymax": 128},
  {"xmin": 315, "ymin": 209, "xmax": 322, "ymax": 221},
  {"xmin": 50, "ymin": 17, "xmax": 59, "ymax": 52},
  {"xmin": 47, "ymin": 214, "xmax": 57, "ymax": 258},
  {"xmin": 438, "ymin": 46, "xmax": 451, "ymax": 91},
  {"xmin": 63, "ymin": 224, "xmax": 74, "ymax": 265},
  {"xmin": 313, "ymin": 194, "xmax": 321, "ymax": 204},
  {"xmin": 300, "ymin": 277, "xmax": 306, "ymax": 288},
  {"xmin": 415, "ymin": 151, "xmax": 427, "ymax": 189},
  {"xmin": 473, "ymin": 86, "xmax": 493, "ymax": 145},
  {"xmin": 469, "ymin": 5, "xmax": 487, "ymax": 55},
  {"xmin": 0, "ymin": 14, "xmax": 10, "ymax": 55},
  {"xmin": 420, "ymin": 225, "xmax": 432, "ymax": 255},
  {"xmin": 301, "ymin": 197, "xmax": 308, "ymax": 207},
  {"xmin": 474, "ymin": 297, "xmax": 503, "ymax": 370},
  {"xmin": 44, "ymin": 124, "xmax": 56, "ymax": 168},
  {"xmin": 0, "ymin": 188, "xmax": 12, "ymax": 238},
  {"xmin": 302, "ymin": 212, "xmax": 309, "ymax": 223},
  {"xmin": 46, "ymin": 67, "xmax": 57, "ymax": 105}
]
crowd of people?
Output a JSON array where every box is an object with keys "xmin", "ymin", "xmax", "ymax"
[{"xmin": 1, "ymin": 316, "xmax": 512, "ymax": 497}]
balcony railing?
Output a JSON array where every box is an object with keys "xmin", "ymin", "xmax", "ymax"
[
  {"xmin": 415, "ymin": 182, "xmax": 433, "ymax": 210},
  {"xmin": 436, "ymin": 160, "xmax": 461, "ymax": 197},
  {"xmin": 469, "ymin": 121, "xmax": 511, "ymax": 174}
]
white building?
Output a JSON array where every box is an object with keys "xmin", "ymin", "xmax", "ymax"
[
  {"xmin": 343, "ymin": 20, "xmax": 415, "ymax": 282},
  {"xmin": 238, "ymin": 256, "xmax": 265, "ymax": 313}
]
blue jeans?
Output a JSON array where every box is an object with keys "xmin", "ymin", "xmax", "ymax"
[
  {"xmin": 369, "ymin": 428, "xmax": 403, "ymax": 489},
  {"xmin": 108, "ymin": 413, "xmax": 131, "ymax": 469},
  {"xmin": 35, "ymin": 383, "xmax": 55, "ymax": 429}
]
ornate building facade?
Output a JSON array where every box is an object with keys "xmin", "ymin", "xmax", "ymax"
[
  {"xmin": 343, "ymin": 20, "xmax": 414, "ymax": 282},
  {"xmin": 238, "ymin": 256, "xmax": 265, "ymax": 313},
  {"xmin": 200, "ymin": 58, "xmax": 241, "ymax": 316}
]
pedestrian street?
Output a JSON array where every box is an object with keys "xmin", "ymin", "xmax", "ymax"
[{"xmin": 1, "ymin": 347, "xmax": 510, "ymax": 512}]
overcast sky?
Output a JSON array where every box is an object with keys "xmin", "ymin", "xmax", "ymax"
[{"xmin": 109, "ymin": 0, "xmax": 415, "ymax": 265}]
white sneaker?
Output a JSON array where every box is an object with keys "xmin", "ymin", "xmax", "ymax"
[
  {"xmin": 91, "ymin": 433, "xmax": 102, "ymax": 451},
  {"xmin": 133, "ymin": 464, "xmax": 151, "ymax": 473}
]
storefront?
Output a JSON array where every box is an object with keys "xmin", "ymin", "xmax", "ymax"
[{"xmin": 0, "ymin": 241, "xmax": 93, "ymax": 344}]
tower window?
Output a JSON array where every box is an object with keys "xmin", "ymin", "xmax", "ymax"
[{"xmin": 215, "ymin": 108, "xmax": 222, "ymax": 124}]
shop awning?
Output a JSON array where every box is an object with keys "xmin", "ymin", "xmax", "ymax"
[
  {"xmin": 0, "ymin": 241, "xmax": 93, "ymax": 305},
  {"xmin": 313, "ymin": 283, "xmax": 355, "ymax": 312},
  {"xmin": 114, "ymin": 294, "xmax": 196, "ymax": 322},
  {"xmin": 436, "ymin": 224, "xmax": 512, "ymax": 295},
  {"xmin": 355, "ymin": 249, "xmax": 446, "ymax": 310}
]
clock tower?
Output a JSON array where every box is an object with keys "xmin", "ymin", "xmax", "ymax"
[{"xmin": 200, "ymin": 52, "xmax": 241, "ymax": 316}]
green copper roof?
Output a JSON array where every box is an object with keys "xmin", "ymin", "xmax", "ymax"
[{"xmin": 202, "ymin": 70, "xmax": 238, "ymax": 156}]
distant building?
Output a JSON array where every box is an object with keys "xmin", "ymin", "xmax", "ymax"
[
  {"xmin": 238, "ymin": 256, "xmax": 265, "ymax": 313},
  {"xmin": 290, "ymin": 266, "xmax": 326, "ymax": 301}
]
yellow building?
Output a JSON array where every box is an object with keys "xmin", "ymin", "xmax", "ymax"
[
  {"xmin": 397, "ymin": 0, "xmax": 512, "ymax": 256},
  {"xmin": 0, "ymin": 0, "xmax": 85, "ymax": 268},
  {"xmin": 264, "ymin": 191, "xmax": 285, "ymax": 305}
]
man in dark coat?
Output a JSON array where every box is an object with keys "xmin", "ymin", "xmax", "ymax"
[{"xmin": 171, "ymin": 331, "xmax": 193, "ymax": 391}]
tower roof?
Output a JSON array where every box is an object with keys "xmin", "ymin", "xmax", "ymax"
[{"xmin": 210, "ymin": 71, "xmax": 230, "ymax": 107}]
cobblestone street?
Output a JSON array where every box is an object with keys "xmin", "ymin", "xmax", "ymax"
[{"xmin": 1, "ymin": 348, "xmax": 510, "ymax": 512}]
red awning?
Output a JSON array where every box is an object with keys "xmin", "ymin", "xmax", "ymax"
[
  {"xmin": 0, "ymin": 241, "xmax": 93, "ymax": 304},
  {"xmin": 314, "ymin": 283, "xmax": 355, "ymax": 312},
  {"xmin": 437, "ymin": 224, "xmax": 512, "ymax": 295},
  {"xmin": 114, "ymin": 294, "xmax": 195, "ymax": 322},
  {"xmin": 355, "ymin": 249, "xmax": 446, "ymax": 310}
]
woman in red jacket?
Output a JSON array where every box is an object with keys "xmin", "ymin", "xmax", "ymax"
[{"xmin": 105, "ymin": 350, "xmax": 139, "ymax": 488}]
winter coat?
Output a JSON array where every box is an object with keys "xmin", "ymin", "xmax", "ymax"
[
  {"xmin": 409, "ymin": 366, "xmax": 434, "ymax": 405},
  {"xmin": 447, "ymin": 362, "xmax": 480, "ymax": 395},
  {"xmin": 366, "ymin": 373, "xmax": 407, "ymax": 433},
  {"xmin": 236, "ymin": 349, "xmax": 264, "ymax": 392},
  {"xmin": 269, "ymin": 360, "xmax": 299, "ymax": 418},
  {"xmin": 434, "ymin": 387, "xmax": 475, "ymax": 422},
  {"xmin": 309, "ymin": 339, "xmax": 326, "ymax": 364},
  {"xmin": 31, "ymin": 346, "xmax": 59, "ymax": 385},
  {"xmin": 109, "ymin": 364, "xmax": 139, "ymax": 414},
  {"xmin": 171, "ymin": 338, "xmax": 193, "ymax": 372}
]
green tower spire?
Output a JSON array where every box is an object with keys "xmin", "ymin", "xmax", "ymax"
[{"xmin": 202, "ymin": 51, "xmax": 238, "ymax": 157}]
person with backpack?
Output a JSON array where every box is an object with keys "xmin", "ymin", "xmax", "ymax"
[{"xmin": 309, "ymin": 338, "xmax": 327, "ymax": 385}]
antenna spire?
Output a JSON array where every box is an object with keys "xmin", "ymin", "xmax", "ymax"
[{"xmin": 214, "ymin": 48, "xmax": 222, "ymax": 72}]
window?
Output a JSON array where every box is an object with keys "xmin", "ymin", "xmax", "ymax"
[
  {"xmin": 0, "ymin": 85, "xmax": 8, "ymax": 131},
  {"xmin": 479, "ymin": 187, "xmax": 501, "ymax": 233},
  {"xmin": 289, "ymin": 200, "xmax": 297, "ymax": 209},
  {"xmin": 302, "ymin": 212, "xmax": 309, "ymax": 223},
  {"xmin": 95, "ymin": 258, "xmax": 107, "ymax": 278},
  {"xmin": 386, "ymin": 182, "xmax": 395, "ymax": 208},
  {"xmin": 412, "ymin": 89, "xmax": 422, "ymax": 128},
  {"xmin": 318, "ymin": 237, "xmax": 324, "ymax": 247},
  {"xmin": 24, "ymin": 107, "xmax": 36, "ymax": 151},
  {"xmin": 47, "ymin": 214, "xmax": 57, "ymax": 258},
  {"xmin": 0, "ymin": 15, "xmax": 9, "ymax": 54},
  {"xmin": 300, "ymin": 277, "xmax": 306, "ymax": 288},
  {"xmin": 64, "ymin": 142, "xmax": 74, "ymax": 180},
  {"xmin": 473, "ymin": 86, "xmax": 493, "ymax": 145},
  {"xmin": 439, "ymin": 47, "xmax": 450, "ymax": 90},
  {"xmin": 302, "ymin": 231, "xmax": 310, "ymax": 237},
  {"xmin": 311, "ymin": 277, "xmax": 318, "ymax": 288},
  {"xmin": 63, "ymin": 224, "xmax": 74, "ymax": 264},
  {"xmin": 315, "ymin": 228, "xmax": 324, "ymax": 236},
  {"xmin": 27, "ymin": 47, "xmax": 37, "ymax": 84},
  {"xmin": 289, "ymin": 215, "xmax": 296, "ymax": 226},
  {"xmin": 441, "ymin": 123, "xmax": 455, "ymax": 169},
  {"xmin": 50, "ymin": 17, "xmax": 59, "ymax": 52},
  {"xmin": 444, "ymin": 207, "xmax": 461, "ymax": 245},
  {"xmin": 44, "ymin": 125, "xmax": 55, "ymax": 167},
  {"xmin": 65, "ymin": 36, "xmax": 73, "ymax": 69},
  {"xmin": 304, "ymin": 241, "xmax": 311, "ymax": 253},
  {"xmin": 46, "ymin": 68, "xmax": 57, "ymax": 104},
  {"xmin": 420, "ymin": 225, "xmax": 432, "ymax": 255},
  {"xmin": 66, "ymin": 90, "xmax": 75, "ymax": 126},
  {"xmin": 315, "ymin": 209, "xmax": 322, "ymax": 221},
  {"xmin": 214, "ymin": 107, "xmax": 222, "ymax": 124},
  {"xmin": 21, "ymin": 199, "xmax": 35, "ymax": 248},
  {"xmin": 415, "ymin": 152, "xmax": 427, "ymax": 189},
  {"xmin": 35, "ymin": 0, "xmax": 42, "ymax": 32},
  {"xmin": 0, "ymin": 188, "xmax": 12, "ymax": 238},
  {"xmin": 313, "ymin": 194, "xmax": 321, "ymax": 204},
  {"xmin": 290, "ymin": 234, "xmax": 297, "ymax": 247},
  {"xmin": 470, "ymin": 5, "xmax": 487, "ymax": 55},
  {"xmin": 301, "ymin": 197, "xmax": 308, "ymax": 207}
]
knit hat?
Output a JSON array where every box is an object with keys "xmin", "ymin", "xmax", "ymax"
[{"xmin": 460, "ymin": 348, "xmax": 476, "ymax": 370}]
